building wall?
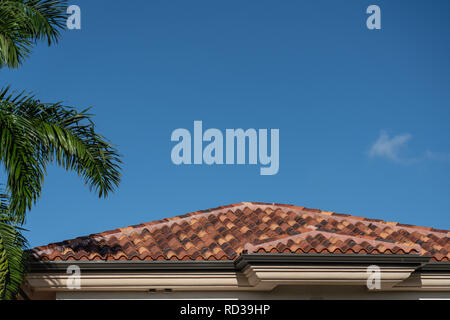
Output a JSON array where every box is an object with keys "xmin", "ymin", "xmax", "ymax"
[{"xmin": 55, "ymin": 285, "xmax": 450, "ymax": 300}]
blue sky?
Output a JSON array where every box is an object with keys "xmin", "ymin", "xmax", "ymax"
[{"xmin": 2, "ymin": 0, "xmax": 450, "ymax": 246}]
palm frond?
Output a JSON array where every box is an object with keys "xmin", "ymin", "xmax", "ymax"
[
  {"xmin": 0, "ymin": 87, "xmax": 122, "ymax": 223},
  {"xmin": 33, "ymin": 105, "xmax": 122, "ymax": 198},
  {"xmin": 0, "ymin": 193, "xmax": 28, "ymax": 300},
  {"xmin": 0, "ymin": 0, "xmax": 68, "ymax": 68},
  {"xmin": 0, "ymin": 85, "xmax": 121, "ymax": 298},
  {"xmin": 0, "ymin": 91, "xmax": 45, "ymax": 223}
]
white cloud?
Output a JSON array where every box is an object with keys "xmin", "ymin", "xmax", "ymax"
[
  {"xmin": 368, "ymin": 131, "xmax": 412, "ymax": 163},
  {"xmin": 425, "ymin": 150, "xmax": 450, "ymax": 162},
  {"xmin": 369, "ymin": 131, "xmax": 450, "ymax": 164}
]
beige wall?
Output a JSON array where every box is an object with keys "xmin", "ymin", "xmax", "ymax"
[{"xmin": 55, "ymin": 285, "xmax": 450, "ymax": 300}]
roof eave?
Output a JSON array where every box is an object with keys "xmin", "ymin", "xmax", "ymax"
[{"xmin": 28, "ymin": 253, "xmax": 434, "ymax": 273}]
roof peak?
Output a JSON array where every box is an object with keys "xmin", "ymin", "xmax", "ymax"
[
  {"xmin": 35, "ymin": 202, "xmax": 449, "ymax": 249},
  {"xmin": 32, "ymin": 202, "xmax": 450, "ymax": 262}
]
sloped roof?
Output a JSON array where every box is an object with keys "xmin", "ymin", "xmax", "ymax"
[{"xmin": 31, "ymin": 202, "xmax": 450, "ymax": 262}]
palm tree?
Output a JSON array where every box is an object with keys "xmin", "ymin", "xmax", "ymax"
[
  {"xmin": 0, "ymin": 0, "xmax": 121, "ymax": 299},
  {"xmin": 1, "ymin": 0, "xmax": 121, "ymax": 299},
  {"xmin": 0, "ymin": 0, "xmax": 67, "ymax": 68},
  {"xmin": 0, "ymin": 193, "xmax": 27, "ymax": 300},
  {"xmin": 0, "ymin": 88, "xmax": 122, "ymax": 299}
]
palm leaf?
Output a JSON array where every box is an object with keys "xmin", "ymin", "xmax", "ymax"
[
  {"xmin": 0, "ymin": 193, "xmax": 28, "ymax": 300},
  {"xmin": 0, "ymin": 87, "xmax": 122, "ymax": 223},
  {"xmin": 0, "ymin": 89, "xmax": 45, "ymax": 222},
  {"xmin": 0, "ymin": 0, "xmax": 68, "ymax": 68}
]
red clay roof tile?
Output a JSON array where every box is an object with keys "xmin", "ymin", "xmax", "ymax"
[{"xmin": 31, "ymin": 203, "xmax": 450, "ymax": 262}]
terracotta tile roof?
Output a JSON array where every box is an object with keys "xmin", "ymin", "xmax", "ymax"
[{"xmin": 31, "ymin": 202, "xmax": 450, "ymax": 262}]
